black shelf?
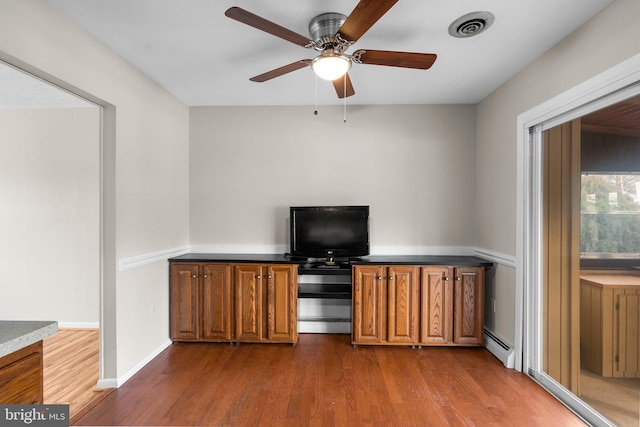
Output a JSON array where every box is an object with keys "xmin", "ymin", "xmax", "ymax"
[
  {"xmin": 298, "ymin": 284, "xmax": 352, "ymax": 299},
  {"xmin": 298, "ymin": 264, "xmax": 353, "ymax": 276}
]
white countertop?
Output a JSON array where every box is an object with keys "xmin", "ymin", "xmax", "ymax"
[{"xmin": 0, "ymin": 320, "xmax": 58, "ymax": 358}]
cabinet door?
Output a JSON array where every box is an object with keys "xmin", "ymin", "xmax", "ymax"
[
  {"xmin": 352, "ymin": 265, "xmax": 386, "ymax": 344},
  {"xmin": 202, "ymin": 264, "xmax": 233, "ymax": 341},
  {"xmin": 267, "ymin": 265, "xmax": 298, "ymax": 343},
  {"xmin": 420, "ymin": 266, "xmax": 454, "ymax": 344},
  {"xmin": 613, "ymin": 288, "xmax": 640, "ymax": 378},
  {"xmin": 0, "ymin": 342, "xmax": 43, "ymax": 404},
  {"xmin": 387, "ymin": 266, "xmax": 419, "ymax": 344},
  {"xmin": 170, "ymin": 263, "xmax": 200, "ymax": 340},
  {"xmin": 235, "ymin": 264, "xmax": 265, "ymax": 342},
  {"xmin": 453, "ymin": 267, "xmax": 484, "ymax": 345}
]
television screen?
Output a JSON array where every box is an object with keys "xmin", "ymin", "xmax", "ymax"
[{"xmin": 289, "ymin": 206, "xmax": 369, "ymax": 259}]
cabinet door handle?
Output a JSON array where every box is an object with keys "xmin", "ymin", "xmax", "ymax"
[
  {"xmin": 377, "ymin": 276, "xmax": 383, "ymax": 280},
  {"xmin": 203, "ymin": 274, "xmax": 208, "ymax": 278},
  {"xmin": 256, "ymin": 275, "xmax": 261, "ymax": 279},
  {"xmin": 268, "ymin": 275, "xmax": 272, "ymax": 279},
  {"xmin": 388, "ymin": 276, "xmax": 394, "ymax": 280},
  {"xmin": 192, "ymin": 274, "xmax": 197, "ymax": 279},
  {"xmin": 456, "ymin": 277, "xmax": 461, "ymax": 281},
  {"xmin": 444, "ymin": 277, "xmax": 450, "ymax": 281}
]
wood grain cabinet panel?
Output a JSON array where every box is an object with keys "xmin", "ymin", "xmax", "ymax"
[
  {"xmin": 387, "ymin": 266, "xmax": 419, "ymax": 344},
  {"xmin": 202, "ymin": 264, "xmax": 233, "ymax": 341},
  {"xmin": 352, "ymin": 265, "xmax": 385, "ymax": 344},
  {"xmin": 453, "ymin": 267, "xmax": 485, "ymax": 346},
  {"xmin": 267, "ymin": 265, "xmax": 298, "ymax": 343},
  {"xmin": 0, "ymin": 342, "xmax": 43, "ymax": 404},
  {"xmin": 420, "ymin": 266, "xmax": 454, "ymax": 344},
  {"xmin": 170, "ymin": 263, "xmax": 200, "ymax": 340},
  {"xmin": 235, "ymin": 264, "xmax": 265, "ymax": 342},
  {"xmin": 353, "ymin": 265, "xmax": 484, "ymax": 347}
]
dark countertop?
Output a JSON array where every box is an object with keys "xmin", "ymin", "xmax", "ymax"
[{"xmin": 169, "ymin": 253, "xmax": 494, "ymax": 269}]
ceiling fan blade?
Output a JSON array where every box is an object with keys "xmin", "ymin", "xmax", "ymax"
[
  {"xmin": 354, "ymin": 50, "xmax": 437, "ymax": 69},
  {"xmin": 338, "ymin": 0, "xmax": 399, "ymax": 43},
  {"xmin": 249, "ymin": 60, "xmax": 311, "ymax": 82},
  {"xmin": 225, "ymin": 7, "xmax": 312, "ymax": 48},
  {"xmin": 332, "ymin": 73, "xmax": 355, "ymax": 98}
]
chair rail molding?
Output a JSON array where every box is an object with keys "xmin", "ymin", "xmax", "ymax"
[{"xmin": 118, "ymin": 246, "xmax": 190, "ymax": 271}]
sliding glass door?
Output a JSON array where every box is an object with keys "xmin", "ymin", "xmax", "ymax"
[{"xmin": 525, "ymin": 90, "xmax": 640, "ymax": 427}]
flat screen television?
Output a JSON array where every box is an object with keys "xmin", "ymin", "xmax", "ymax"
[{"xmin": 289, "ymin": 206, "xmax": 370, "ymax": 260}]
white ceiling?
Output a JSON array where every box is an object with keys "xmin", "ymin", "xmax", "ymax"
[{"xmin": 47, "ymin": 0, "xmax": 613, "ymax": 106}]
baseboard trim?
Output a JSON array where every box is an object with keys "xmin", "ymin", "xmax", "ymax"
[
  {"xmin": 484, "ymin": 328, "xmax": 515, "ymax": 368},
  {"xmin": 97, "ymin": 339, "xmax": 172, "ymax": 388},
  {"xmin": 57, "ymin": 322, "xmax": 100, "ymax": 329}
]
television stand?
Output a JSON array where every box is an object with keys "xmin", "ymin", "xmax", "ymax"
[{"xmin": 297, "ymin": 266, "xmax": 352, "ymax": 333}]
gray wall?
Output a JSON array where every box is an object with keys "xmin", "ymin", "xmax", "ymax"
[
  {"xmin": 189, "ymin": 105, "xmax": 478, "ymax": 253},
  {"xmin": 0, "ymin": 0, "xmax": 191, "ymax": 381},
  {"xmin": 475, "ymin": 0, "xmax": 640, "ymax": 344}
]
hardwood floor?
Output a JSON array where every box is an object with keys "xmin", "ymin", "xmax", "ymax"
[
  {"xmin": 43, "ymin": 329, "xmax": 108, "ymax": 421},
  {"xmin": 73, "ymin": 334, "xmax": 585, "ymax": 426}
]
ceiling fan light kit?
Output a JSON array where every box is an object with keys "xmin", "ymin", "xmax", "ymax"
[{"xmin": 311, "ymin": 50, "xmax": 352, "ymax": 81}]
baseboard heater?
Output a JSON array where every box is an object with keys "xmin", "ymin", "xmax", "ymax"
[{"xmin": 484, "ymin": 328, "xmax": 515, "ymax": 368}]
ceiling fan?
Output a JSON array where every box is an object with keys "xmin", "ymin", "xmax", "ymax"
[{"xmin": 225, "ymin": 0, "xmax": 437, "ymax": 99}]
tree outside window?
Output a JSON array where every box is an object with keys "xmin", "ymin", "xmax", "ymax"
[{"xmin": 581, "ymin": 174, "xmax": 640, "ymax": 256}]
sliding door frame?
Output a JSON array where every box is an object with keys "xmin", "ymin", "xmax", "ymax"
[{"xmin": 516, "ymin": 53, "xmax": 640, "ymax": 426}]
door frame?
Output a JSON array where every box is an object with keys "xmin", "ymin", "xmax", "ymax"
[
  {"xmin": 516, "ymin": 53, "xmax": 640, "ymax": 425},
  {"xmin": 0, "ymin": 55, "xmax": 117, "ymax": 386}
]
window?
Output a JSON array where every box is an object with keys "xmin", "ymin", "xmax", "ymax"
[{"xmin": 581, "ymin": 173, "xmax": 640, "ymax": 257}]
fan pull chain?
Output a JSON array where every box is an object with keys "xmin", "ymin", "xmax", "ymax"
[
  {"xmin": 343, "ymin": 76, "xmax": 347, "ymax": 123},
  {"xmin": 314, "ymin": 74, "xmax": 318, "ymax": 116}
]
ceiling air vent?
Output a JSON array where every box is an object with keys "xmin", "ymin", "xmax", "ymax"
[{"xmin": 448, "ymin": 11, "xmax": 495, "ymax": 38}]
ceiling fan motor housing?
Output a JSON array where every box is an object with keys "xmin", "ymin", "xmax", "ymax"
[{"xmin": 309, "ymin": 13, "xmax": 348, "ymax": 50}]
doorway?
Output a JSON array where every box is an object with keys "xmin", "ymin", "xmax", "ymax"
[
  {"xmin": 0, "ymin": 61, "xmax": 102, "ymax": 414},
  {"xmin": 523, "ymin": 87, "xmax": 640, "ymax": 426}
]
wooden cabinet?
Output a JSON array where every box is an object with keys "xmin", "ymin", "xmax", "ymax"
[
  {"xmin": 170, "ymin": 262, "xmax": 297, "ymax": 344},
  {"xmin": 452, "ymin": 266, "xmax": 485, "ymax": 346},
  {"xmin": 352, "ymin": 265, "xmax": 419, "ymax": 345},
  {"xmin": 580, "ymin": 275, "xmax": 640, "ymax": 378},
  {"xmin": 0, "ymin": 341, "xmax": 43, "ymax": 404},
  {"xmin": 235, "ymin": 264, "xmax": 298, "ymax": 343},
  {"xmin": 420, "ymin": 266, "xmax": 453, "ymax": 344},
  {"xmin": 203, "ymin": 264, "xmax": 233, "ymax": 341},
  {"xmin": 170, "ymin": 263, "xmax": 200, "ymax": 340},
  {"xmin": 170, "ymin": 263, "xmax": 232, "ymax": 341},
  {"xmin": 352, "ymin": 265, "xmax": 484, "ymax": 347}
]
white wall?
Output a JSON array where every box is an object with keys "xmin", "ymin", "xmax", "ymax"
[
  {"xmin": 0, "ymin": 107, "xmax": 99, "ymax": 325},
  {"xmin": 0, "ymin": 0, "xmax": 190, "ymax": 382},
  {"xmin": 475, "ymin": 0, "xmax": 640, "ymax": 345},
  {"xmin": 190, "ymin": 105, "xmax": 478, "ymax": 252}
]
